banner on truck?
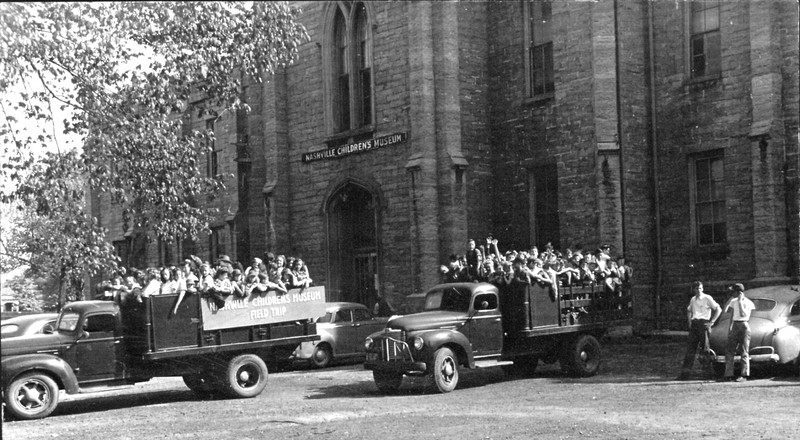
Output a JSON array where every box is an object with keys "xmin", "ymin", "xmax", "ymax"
[{"xmin": 201, "ymin": 286, "xmax": 327, "ymax": 331}]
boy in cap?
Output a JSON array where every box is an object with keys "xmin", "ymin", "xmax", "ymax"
[{"xmin": 722, "ymin": 283, "xmax": 755, "ymax": 382}]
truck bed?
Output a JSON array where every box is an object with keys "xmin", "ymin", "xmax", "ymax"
[
  {"xmin": 121, "ymin": 293, "xmax": 318, "ymax": 361},
  {"xmin": 500, "ymin": 281, "xmax": 632, "ymax": 337}
]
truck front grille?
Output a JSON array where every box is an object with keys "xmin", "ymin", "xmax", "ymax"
[{"xmin": 374, "ymin": 335, "xmax": 414, "ymax": 362}]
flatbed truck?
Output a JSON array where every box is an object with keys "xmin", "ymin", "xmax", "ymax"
[
  {"xmin": 2, "ymin": 286, "xmax": 326, "ymax": 420},
  {"xmin": 364, "ymin": 281, "xmax": 632, "ymax": 392}
]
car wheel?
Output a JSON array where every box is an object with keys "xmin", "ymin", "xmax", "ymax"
[
  {"xmin": 311, "ymin": 344, "xmax": 333, "ymax": 369},
  {"xmin": 429, "ymin": 347, "xmax": 459, "ymax": 393},
  {"xmin": 373, "ymin": 371, "xmax": 403, "ymax": 393},
  {"xmin": 219, "ymin": 354, "xmax": 269, "ymax": 398},
  {"xmin": 711, "ymin": 362, "xmax": 726, "ymax": 377},
  {"xmin": 561, "ymin": 334, "xmax": 601, "ymax": 377},
  {"xmin": 4, "ymin": 372, "xmax": 60, "ymax": 420}
]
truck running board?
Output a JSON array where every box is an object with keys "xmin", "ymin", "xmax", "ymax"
[{"xmin": 474, "ymin": 359, "xmax": 513, "ymax": 369}]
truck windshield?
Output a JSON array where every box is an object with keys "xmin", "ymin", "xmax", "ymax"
[
  {"xmin": 424, "ymin": 287, "xmax": 472, "ymax": 312},
  {"xmin": 57, "ymin": 312, "xmax": 80, "ymax": 332}
]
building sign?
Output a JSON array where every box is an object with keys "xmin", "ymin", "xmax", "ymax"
[
  {"xmin": 302, "ymin": 132, "xmax": 407, "ymax": 163},
  {"xmin": 201, "ymin": 286, "xmax": 327, "ymax": 331}
]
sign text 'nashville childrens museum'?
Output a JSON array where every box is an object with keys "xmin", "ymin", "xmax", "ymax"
[{"xmin": 302, "ymin": 132, "xmax": 407, "ymax": 163}]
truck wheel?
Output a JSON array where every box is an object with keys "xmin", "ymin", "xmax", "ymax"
[
  {"xmin": 4, "ymin": 372, "xmax": 60, "ymax": 420},
  {"xmin": 512, "ymin": 355, "xmax": 539, "ymax": 377},
  {"xmin": 429, "ymin": 347, "xmax": 459, "ymax": 393},
  {"xmin": 311, "ymin": 344, "xmax": 332, "ymax": 369},
  {"xmin": 373, "ymin": 371, "xmax": 403, "ymax": 393},
  {"xmin": 220, "ymin": 354, "xmax": 269, "ymax": 398},
  {"xmin": 182, "ymin": 374, "xmax": 218, "ymax": 398},
  {"xmin": 562, "ymin": 335, "xmax": 601, "ymax": 377}
]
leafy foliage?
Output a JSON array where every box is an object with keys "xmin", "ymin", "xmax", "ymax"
[
  {"xmin": 0, "ymin": 2, "xmax": 308, "ymax": 308},
  {"xmin": 3, "ymin": 270, "xmax": 60, "ymax": 312}
]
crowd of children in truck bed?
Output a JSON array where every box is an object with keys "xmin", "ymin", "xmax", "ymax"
[
  {"xmin": 95, "ymin": 253, "xmax": 313, "ymax": 310},
  {"xmin": 440, "ymin": 238, "xmax": 633, "ymax": 296},
  {"xmin": 95, "ymin": 238, "xmax": 631, "ymax": 312}
]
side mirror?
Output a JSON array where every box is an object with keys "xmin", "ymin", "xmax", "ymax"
[{"xmin": 80, "ymin": 330, "xmax": 90, "ymax": 340}]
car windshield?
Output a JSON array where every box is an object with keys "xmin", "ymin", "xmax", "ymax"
[
  {"xmin": 316, "ymin": 312, "xmax": 333, "ymax": 323},
  {"xmin": 424, "ymin": 287, "xmax": 472, "ymax": 312},
  {"xmin": 57, "ymin": 312, "xmax": 80, "ymax": 332}
]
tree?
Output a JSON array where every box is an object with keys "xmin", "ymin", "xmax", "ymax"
[
  {"xmin": 2, "ymin": 151, "xmax": 120, "ymax": 309},
  {"xmin": 0, "ymin": 2, "xmax": 308, "ymax": 307}
]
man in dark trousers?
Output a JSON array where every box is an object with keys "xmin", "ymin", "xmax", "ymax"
[
  {"xmin": 723, "ymin": 283, "xmax": 755, "ymax": 382},
  {"xmin": 677, "ymin": 281, "xmax": 722, "ymax": 380}
]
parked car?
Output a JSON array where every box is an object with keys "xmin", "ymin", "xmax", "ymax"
[
  {"xmin": 293, "ymin": 302, "xmax": 391, "ymax": 368},
  {"xmin": 708, "ymin": 285, "xmax": 800, "ymax": 375},
  {"xmin": 0, "ymin": 313, "xmax": 59, "ymax": 339}
]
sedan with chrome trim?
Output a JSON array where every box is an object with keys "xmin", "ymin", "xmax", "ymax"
[
  {"xmin": 1, "ymin": 313, "xmax": 59, "ymax": 339},
  {"xmin": 708, "ymin": 285, "xmax": 800, "ymax": 375},
  {"xmin": 292, "ymin": 302, "xmax": 391, "ymax": 368}
]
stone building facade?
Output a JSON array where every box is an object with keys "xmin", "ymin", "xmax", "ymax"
[{"xmin": 92, "ymin": 1, "xmax": 799, "ymax": 330}]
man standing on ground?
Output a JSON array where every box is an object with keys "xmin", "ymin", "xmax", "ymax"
[
  {"xmin": 677, "ymin": 281, "xmax": 722, "ymax": 380},
  {"xmin": 723, "ymin": 283, "xmax": 755, "ymax": 382}
]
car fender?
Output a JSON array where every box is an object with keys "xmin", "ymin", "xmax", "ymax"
[
  {"xmin": 773, "ymin": 324, "xmax": 800, "ymax": 365},
  {"xmin": 1, "ymin": 354, "xmax": 80, "ymax": 394},
  {"xmin": 315, "ymin": 330, "xmax": 336, "ymax": 354},
  {"xmin": 415, "ymin": 329, "xmax": 474, "ymax": 368},
  {"xmin": 293, "ymin": 333, "xmax": 335, "ymax": 360}
]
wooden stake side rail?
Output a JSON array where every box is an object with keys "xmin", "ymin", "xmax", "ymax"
[{"xmin": 500, "ymin": 281, "xmax": 633, "ymax": 335}]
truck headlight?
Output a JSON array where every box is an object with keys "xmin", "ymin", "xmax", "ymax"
[
  {"xmin": 412, "ymin": 337, "xmax": 424, "ymax": 351},
  {"xmin": 364, "ymin": 337, "xmax": 374, "ymax": 351}
]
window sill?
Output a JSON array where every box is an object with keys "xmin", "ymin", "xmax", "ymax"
[
  {"xmin": 522, "ymin": 92, "xmax": 554, "ymax": 107},
  {"xmin": 685, "ymin": 73, "xmax": 722, "ymax": 91},
  {"xmin": 325, "ymin": 126, "xmax": 375, "ymax": 146},
  {"xmin": 690, "ymin": 242, "xmax": 730, "ymax": 260}
]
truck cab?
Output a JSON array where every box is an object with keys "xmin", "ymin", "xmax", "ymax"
[{"xmin": 364, "ymin": 283, "xmax": 504, "ymax": 392}]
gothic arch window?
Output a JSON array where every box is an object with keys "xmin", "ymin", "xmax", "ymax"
[{"xmin": 326, "ymin": 2, "xmax": 374, "ymax": 134}]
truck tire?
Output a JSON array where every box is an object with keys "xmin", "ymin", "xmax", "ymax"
[
  {"xmin": 512, "ymin": 355, "xmax": 539, "ymax": 377},
  {"xmin": 373, "ymin": 371, "xmax": 403, "ymax": 393},
  {"xmin": 4, "ymin": 372, "xmax": 60, "ymax": 420},
  {"xmin": 219, "ymin": 354, "xmax": 269, "ymax": 398},
  {"xmin": 561, "ymin": 334, "xmax": 601, "ymax": 377},
  {"xmin": 429, "ymin": 347, "xmax": 459, "ymax": 393},
  {"xmin": 182, "ymin": 374, "xmax": 218, "ymax": 398},
  {"xmin": 311, "ymin": 344, "xmax": 333, "ymax": 369}
]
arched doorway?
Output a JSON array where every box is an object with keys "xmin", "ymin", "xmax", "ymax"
[{"xmin": 326, "ymin": 183, "xmax": 379, "ymax": 305}]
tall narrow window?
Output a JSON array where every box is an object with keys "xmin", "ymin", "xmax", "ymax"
[
  {"xmin": 692, "ymin": 152, "xmax": 726, "ymax": 245},
  {"xmin": 690, "ymin": 0, "xmax": 721, "ymax": 78},
  {"xmin": 526, "ymin": 0, "xmax": 554, "ymax": 97},
  {"xmin": 158, "ymin": 238, "xmax": 174, "ymax": 266},
  {"xmin": 209, "ymin": 226, "xmax": 225, "ymax": 260},
  {"xmin": 329, "ymin": 2, "xmax": 373, "ymax": 134},
  {"xmin": 206, "ymin": 119, "xmax": 218, "ymax": 178},
  {"xmin": 529, "ymin": 164, "xmax": 560, "ymax": 249},
  {"xmin": 334, "ymin": 10, "xmax": 350, "ymax": 133},
  {"xmin": 354, "ymin": 4, "xmax": 372, "ymax": 128},
  {"xmin": 113, "ymin": 239, "xmax": 130, "ymax": 269}
]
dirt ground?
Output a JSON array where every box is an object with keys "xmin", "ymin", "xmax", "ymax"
[{"xmin": 3, "ymin": 337, "xmax": 799, "ymax": 440}]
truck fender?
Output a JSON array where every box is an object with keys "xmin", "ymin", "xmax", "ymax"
[
  {"xmin": 1, "ymin": 354, "xmax": 80, "ymax": 394},
  {"xmin": 418, "ymin": 330, "xmax": 474, "ymax": 368}
]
